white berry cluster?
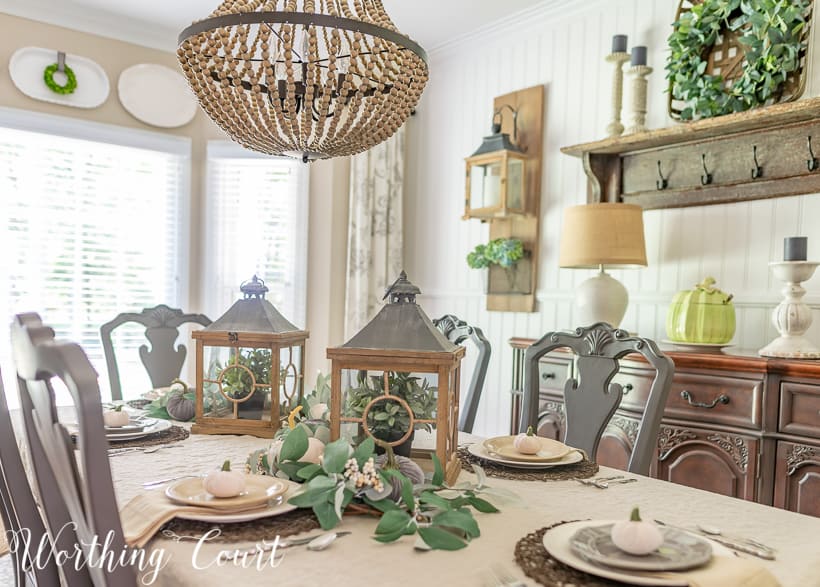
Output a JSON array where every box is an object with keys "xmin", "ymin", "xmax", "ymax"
[{"xmin": 343, "ymin": 457, "xmax": 384, "ymax": 492}]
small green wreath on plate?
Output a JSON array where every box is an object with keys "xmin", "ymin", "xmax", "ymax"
[
  {"xmin": 43, "ymin": 63, "xmax": 78, "ymax": 95},
  {"xmin": 666, "ymin": 0, "xmax": 812, "ymax": 120}
]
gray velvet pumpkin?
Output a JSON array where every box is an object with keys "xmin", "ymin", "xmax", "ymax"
[
  {"xmin": 376, "ymin": 454, "xmax": 425, "ymax": 502},
  {"xmin": 166, "ymin": 390, "xmax": 195, "ymax": 421}
]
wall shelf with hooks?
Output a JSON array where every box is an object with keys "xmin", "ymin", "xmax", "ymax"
[{"xmin": 561, "ymin": 96, "xmax": 820, "ymax": 210}]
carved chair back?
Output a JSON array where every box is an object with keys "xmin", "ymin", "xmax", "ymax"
[
  {"xmin": 100, "ymin": 304, "xmax": 211, "ymax": 400},
  {"xmin": 0, "ymin": 367, "xmax": 62, "ymax": 587},
  {"xmin": 433, "ymin": 314, "xmax": 491, "ymax": 433},
  {"xmin": 519, "ymin": 323, "xmax": 674, "ymax": 475},
  {"xmin": 12, "ymin": 312, "xmax": 136, "ymax": 586}
]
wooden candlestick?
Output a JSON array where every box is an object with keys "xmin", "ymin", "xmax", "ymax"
[
  {"xmin": 626, "ymin": 64, "xmax": 653, "ymax": 134},
  {"xmin": 605, "ymin": 52, "xmax": 631, "ymax": 137}
]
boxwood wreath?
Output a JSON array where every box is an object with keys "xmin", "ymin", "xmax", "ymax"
[
  {"xmin": 667, "ymin": 0, "xmax": 812, "ymax": 120},
  {"xmin": 43, "ymin": 63, "xmax": 78, "ymax": 95}
]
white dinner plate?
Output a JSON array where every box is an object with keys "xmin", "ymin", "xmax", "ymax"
[
  {"xmin": 67, "ymin": 417, "xmax": 172, "ymax": 442},
  {"xmin": 118, "ymin": 64, "xmax": 198, "ymax": 128},
  {"xmin": 467, "ymin": 442, "xmax": 583, "ymax": 469},
  {"xmin": 107, "ymin": 418, "xmax": 172, "ymax": 442},
  {"xmin": 175, "ymin": 480, "xmax": 300, "ymax": 523},
  {"xmin": 542, "ymin": 520, "xmax": 732, "ymax": 586}
]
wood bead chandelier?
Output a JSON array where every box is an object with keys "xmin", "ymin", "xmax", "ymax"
[{"xmin": 178, "ymin": 1, "xmax": 428, "ymax": 161}]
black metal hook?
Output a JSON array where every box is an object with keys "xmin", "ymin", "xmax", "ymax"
[
  {"xmin": 656, "ymin": 160, "xmax": 668, "ymax": 190},
  {"xmin": 808, "ymin": 136, "xmax": 818, "ymax": 172},
  {"xmin": 700, "ymin": 153, "xmax": 712, "ymax": 185},
  {"xmin": 751, "ymin": 145, "xmax": 763, "ymax": 179}
]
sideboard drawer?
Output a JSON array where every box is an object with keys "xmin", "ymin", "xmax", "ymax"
[
  {"xmin": 538, "ymin": 357, "xmax": 572, "ymax": 394},
  {"xmin": 779, "ymin": 382, "xmax": 820, "ymax": 440},
  {"xmin": 665, "ymin": 372, "xmax": 763, "ymax": 430},
  {"xmin": 612, "ymin": 367, "xmax": 654, "ymax": 412}
]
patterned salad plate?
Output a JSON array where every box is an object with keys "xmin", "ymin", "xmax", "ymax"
[
  {"xmin": 569, "ymin": 523, "xmax": 713, "ymax": 571},
  {"xmin": 166, "ymin": 475, "xmax": 288, "ymax": 511},
  {"xmin": 483, "ymin": 435, "xmax": 574, "ymax": 462}
]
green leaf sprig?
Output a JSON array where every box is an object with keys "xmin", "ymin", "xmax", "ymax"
[
  {"xmin": 466, "ymin": 238, "xmax": 524, "ymax": 270},
  {"xmin": 269, "ymin": 427, "xmax": 512, "ymax": 551}
]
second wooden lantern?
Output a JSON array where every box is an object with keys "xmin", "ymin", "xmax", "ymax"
[{"xmin": 327, "ymin": 271, "xmax": 465, "ymax": 484}]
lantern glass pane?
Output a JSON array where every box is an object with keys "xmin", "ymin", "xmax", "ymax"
[
  {"xmin": 202, "ymin": 345, "xmax": 273, "ymax": 422},
  {"xmin": 469, "ymin": 161, "xmax": 502, "ymax": 210},
  {"xmin": 506, "ymin": 157, "xmax": 524, "ymax": 211},
  {"xmin": 339, "ymin": 368, "xmax": 439, "ymax": 449},
  {"xmin": 278, "ymin": 345, "xmax": 303, "ymax": 418}
]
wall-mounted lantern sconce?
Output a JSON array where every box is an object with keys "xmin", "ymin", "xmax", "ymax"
[
  {"xmin": 463, "ymin": 85, "xmax": 545, "ymax": 313},
  {"xmin": 464, "ymin": 105, "xmax": 529, "ymax": 219}
]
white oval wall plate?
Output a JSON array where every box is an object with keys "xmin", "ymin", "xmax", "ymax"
[
  {"xmin": 118, "ymin": 64, "xmax": 198, "ymax": 128},
  {"xmin": 9, "ymin": 46, "xmax": 110, "ymax": 109}
]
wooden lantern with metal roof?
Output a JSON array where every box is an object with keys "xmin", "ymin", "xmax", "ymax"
[
  {"xmin": 192, "ymin": 276, "xmax": 308, "ymax": 438},
  {"xmin": 327, "ymin": 271, "xmax": 465, "ymax": 484}
]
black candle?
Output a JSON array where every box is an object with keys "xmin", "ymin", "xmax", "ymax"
[
  {"xmin": 631, "ymin": 46, "xmax": 647, "ymax": 66},
  {"xmin": 612, "ymin": 34, "xmax": 628, "ymax": 54},
  {"xmin": 784, "ymin": 236, "xmax": 808, "ymax": 261}
]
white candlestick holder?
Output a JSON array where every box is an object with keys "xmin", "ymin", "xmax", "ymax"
[
  {"xmin": 605, "ymin": 52, "xmax": 631, "ymax": 137},
  {"xmin": 759, "ymin": 261, "xmax": 820, "ymax": 359},
  {"xmin": 626, "ymin": 64, "xmax": 653, "ymax": 134}
]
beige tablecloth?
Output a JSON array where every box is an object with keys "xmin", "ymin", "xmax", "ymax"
[{"xmin": 110, "ymin": 432, "xmax": 820, "ymax": 587}]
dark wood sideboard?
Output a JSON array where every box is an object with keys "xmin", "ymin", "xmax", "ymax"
[{"xmin": 509, "ymin": 338, "xmax": 820, "ymax": 518}]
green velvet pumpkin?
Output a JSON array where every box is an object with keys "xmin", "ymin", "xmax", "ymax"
[{"xmin": 666, "ymin": 277, "xmax": 735, "ymax": 344}]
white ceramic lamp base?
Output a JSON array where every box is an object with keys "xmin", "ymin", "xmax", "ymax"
[
  {"xmin": 576, "ymin": 270, "xmax": 628, "ymax": 328},
  {"xmin": 759, "ymin": 261, "xmax": 820, "ymax": 359}
]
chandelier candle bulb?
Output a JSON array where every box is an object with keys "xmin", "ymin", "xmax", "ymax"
[{"xmin": 784, "ymin": 236, "xmax": 808, "ymax": 261}]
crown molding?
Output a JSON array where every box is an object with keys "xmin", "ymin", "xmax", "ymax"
[
  {"xmin": 0, "ymin": 0, "xmax": 179, "ymax": 52},
  {"xmin": 428, "ymin": 0, "xmax": 605, "ymax": 60}
]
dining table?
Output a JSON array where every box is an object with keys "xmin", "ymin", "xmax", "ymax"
[{"xmin": 107, "ymin": 426, "xmax": 820, "ymax": 587}]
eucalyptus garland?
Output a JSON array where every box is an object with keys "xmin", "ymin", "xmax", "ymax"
[
  {"xmin": 43, "ymin": 63, "xmax": 77, "ymax": 95},
  {"xmin": 666, "ymin": 0, "xmax": 812, "ymax": 120}
]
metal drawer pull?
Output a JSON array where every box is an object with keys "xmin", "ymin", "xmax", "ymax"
[
  {"xmin": 680, "ymin": 390, "xmax": 730, "ymax": 409},
  {"xmin": 622, "ymin": 383, "xmax": 633, "ymax": 395},
  {"xmin": 541, "ymin": 372, "xmax": 556, "ymax": 380}
]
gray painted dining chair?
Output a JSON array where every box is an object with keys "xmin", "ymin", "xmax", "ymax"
[
  {"xmin": 433, "ymin": 314, "xmax": 491, "ymax": 433},
  {"xmin": 518, "ymin": 322, "xmax": 674, "ymax": 476},
  {"xmin": 100, "ymin": 304, "xmax": 211, "ymax": 400},
  {"xmin": 12, "ymin": 312, "xmax": 137, "ymax": 586},
  {"xmin": 0, "ymin": 367, "xmax": 62, "ymax": 587}
]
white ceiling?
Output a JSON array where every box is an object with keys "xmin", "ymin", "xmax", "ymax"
[{"xmin": 0, "ymin": 0, "xmax": 545, "ymax": 53}]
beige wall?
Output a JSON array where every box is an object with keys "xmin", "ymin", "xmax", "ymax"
[{"xmin": 0, "ymin": 12, "xmax": 349, "ymax": 378}]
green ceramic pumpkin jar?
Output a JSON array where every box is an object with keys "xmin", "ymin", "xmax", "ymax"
[{"xmin": 666, "ymin": 277, "xmax": 735, "ymax": 344}]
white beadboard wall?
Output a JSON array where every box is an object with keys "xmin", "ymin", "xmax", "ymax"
[{"xmin": 404, "ymin": 0, "xmax": 820, "ymax": 437}]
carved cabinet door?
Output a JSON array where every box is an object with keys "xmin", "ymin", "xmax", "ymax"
[
  {"xmin": 654, "ymin": 425, "xmax": 759, "ymax": 500},
  {"xmin": 596, "ymin": 412, "xmax": 640, "ymax": 471},
  {"xmin": 773, "ymin": 440, "xmax": 820, "ymax": 517},
  {"xmin": 536, "ymin": 396, "xmax": 565, "ymax": 441}
]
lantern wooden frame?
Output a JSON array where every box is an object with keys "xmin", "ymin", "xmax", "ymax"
[
  {"xmin": 192, "ymin": 329, "xmax": 307, "ymax": 438},
  {"xmin": 464, "ymin": 149, "xmax": 529, "ymax": 219},
  {"xmin": 327, "ymin": 347, "xmax": 465, "ymax": 485}
]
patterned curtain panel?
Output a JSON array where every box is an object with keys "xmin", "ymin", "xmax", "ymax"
[{"xmin": 344, "ymin": 127, "xmax": 405, "ymax": 339}]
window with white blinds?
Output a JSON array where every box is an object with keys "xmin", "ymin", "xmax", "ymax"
[
  {"xmin": 203, "ymin": 141, "xmax": 309, "ymax": 328},
  {"xmin": 0, "ymin": 108, "xmax": 190, "ymax": 405}
]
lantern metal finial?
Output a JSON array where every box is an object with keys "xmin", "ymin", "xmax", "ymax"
[
  {"xmin": 383, "ymin": 270, "xmax": 421, "ymax": 304},
  {"xmin": 241, "ymin": 275, "xmax": 269, "ymax": 300}
]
